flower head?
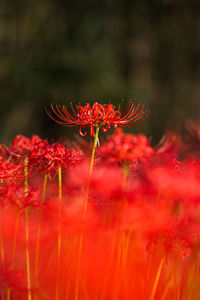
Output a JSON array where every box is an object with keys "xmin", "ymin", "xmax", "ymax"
[
  {"xmin": 98, "ymin": 128, "xmax": 154, "ymax": 165},
  {"xmin": 46, "ymin": 101, "xmax": 148, "ymax": 137},
  {"xmin": 28, "ymin": 141, "xmax": 82, "ymax": 176},
  {"xmin": 0, "ymin": 157, "xmax": 24, "ymax": 184},
  {"xmin": 9, "ymin": 135, "xmax": 42, "ymax": 156}
]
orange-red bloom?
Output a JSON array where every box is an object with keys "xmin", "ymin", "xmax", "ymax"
[
  {"xmin": 46, "ymin": 101, "xmax": 148, "ymax": 137},
  {"xmin": 98, "ymin": 128, "xmax": 154, "ymax": 165}
]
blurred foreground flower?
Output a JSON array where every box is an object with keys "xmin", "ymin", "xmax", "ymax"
[
  {"xmin": 1, "ymin": 120, "xmax": 200, "ymax": 300},
  {"xmin": 98, "ymin": 128, "xmax": 154, "ymax": 166}
]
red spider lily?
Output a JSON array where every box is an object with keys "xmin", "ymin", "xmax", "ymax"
[
  {"xmin": 0, "ymin": 157, "xmax": 24, "ymax": 184},
  {"xmin": 98, "ymin": 128, "xmax": 154, "ymax": 166},
  {"xmin": 29, "ymin": 141, "xmax": 82, "ymax": 176},
  {"xmin": 13, "ymin": 186, "xmax": 42, "ymax": 216},
  {"xmin": 2, "ymin": 135, "xmax": 46, "ymax": 180},
  {"xmin": 0, "ymin": 183, "xmax": 43, "ymax": 214},
  {"xmin": 9, "ymin": 135, "xmax": 43, "ymax": 156},
  {"xmin": 8, "ymin": 135, "xmax": 82, "ymax": 177},
  {"xmin": 1, "ymin": 131, "xmax": 200, "ymax": 300},
  {"xmin": 46, "ymin": 101, "xmax": 148, "ymax": 137}
]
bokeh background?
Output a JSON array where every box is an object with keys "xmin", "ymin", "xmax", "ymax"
[{"xmin": 1, "ymin": 0, "xmax": 200, "ymax": 144}]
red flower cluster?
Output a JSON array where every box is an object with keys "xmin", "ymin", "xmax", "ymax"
[
  {"xmin": 7, "ymin": 134, "xmax": 82, "ymax": 176},
  {"xmin": 9, "ymin": 134, "xmax": 42, "ymax": 156},
  {"xmin": 0, "ymin": 157, "xmax": 24, "ymax": 183},
  {"xmin": 29, "ymin": 141, "xmax": 82, "ymax": 176},
  {"xmin": 0, "ymin": 122, "xmax": 200, "ymax": 299},
  {"xmin": 98, "ymin": 128, "xmax": 154, "ymax": 166},
  {"xmin": 0, "ymin": 184, "xmax": 42, "ymax": 215}
]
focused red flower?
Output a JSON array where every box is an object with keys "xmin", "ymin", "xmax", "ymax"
[{"xmin": 46, "ymin": 101, "xmax": 148, "ymax": 137}]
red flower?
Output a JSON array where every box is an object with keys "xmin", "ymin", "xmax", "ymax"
[
  {"xmin": 0, "ymin": 262, "xmax": 27, "ymax": 292},
  {"xmin": 29, "ymin": 141, "xmax": 82, "ymax": 176},
  {"xmin": 9, "ymin": 135, "xmax": 42, "ymax": 156},
  {"xmin": 46, "ymin": 101, "xmax": 148, "ymax": 137},
  {"xmin": 0, "ymin": 157, "xmax": 24, "ymax": 184},
  {"xmin": 98, "ymin": 129, "xmax": 154, "ymax": 165},
  {"xmin": 0, "ymin": 183, "xmax": 43, "ymax": 214}
]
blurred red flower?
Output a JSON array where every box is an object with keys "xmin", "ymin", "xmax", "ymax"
[
  {"xmin": 0, "ymin": 262, "xmax": 27, "ymax": 292},
  {"xmin": 0, "ymin": 157, "xmax": 24, "ymax": 183},
  {"xmin": 98, "ymin": 128, "xmax": 154, "ymax": 166},
  {"xmin": 9, "ymin": 135, "xmax": 43, "ymax": 156},
  {"xmin": 29, "ymin": 142, "xmax": 82, "ymax": 176}
]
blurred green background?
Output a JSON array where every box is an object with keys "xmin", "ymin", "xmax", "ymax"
[{"xmin": 1, "ymin": 0, "xmax": 200, "ymax": 144}]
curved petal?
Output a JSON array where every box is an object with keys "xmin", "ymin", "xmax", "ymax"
[{"xmin": 79, "ymin": 126, "xmax": 87, "ymax": 136}]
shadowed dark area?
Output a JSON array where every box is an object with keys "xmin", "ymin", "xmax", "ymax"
[{"xmin": 1, "ymin": 0, "xmax": 200, "ymax": 144}]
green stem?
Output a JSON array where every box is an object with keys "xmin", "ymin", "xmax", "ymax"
[
  {"xmin": 6, "ymin": 212, "xmax": 20, "ymax": 300},
  {"xmin": 24, "ymin": 157, "xmax": 32, "ymax": 300},
  {"xmin": 0, "ymin": 234, "xmax": 4, "ymax": 262},
  {"xmin": 75, "ymin": 127, "xmax": 100, "ymax": 299},
  {"xmin": 55, "ymin": 167, "xmax": 62, "ymax": 300},
  {"xmin": 25, "ymin": 209, "xmax": 31, "ymax": 300},
  {"xmin": 89, "ymin": 127, "xmax": 100, "ymax": 176},
  {"xmin": 58, "ymin": 167, "xmax": 62, "ymax": 201},
  {"xmin": 0, "ymin": 231, "xmax": 5, "ymax": 300},
  {"xmin": 24, "ymin": 157, "xmax": 28, "ymax": 197},
  {"xmin": 122, "ymin": 163, "xmax": 129, "ymax": 208},
  {"xmin": 75, "ymin": 234, "xmax": 83, "ymax": 300},
  {"xmin": 11, "ymin": 214, "xmax": 20, "ymax": 262},
  {"xmin": 84, "ymin": 127, "xmax": 100, "ymax": 212},
  {"xmin": 150, "ymin": 258, "xmax": 164, "ymax": 300},
  {"xmin": 34, "ymin": 173, "xmax": 48, "ymax": 300},
  {"xmin": 41, "ymin": 173, "xmax": 48, "ymax": 203},
  {"xmin": 6, "ymin": 289, "xmax": 10, "ymax": 300},
  {"xmin": 122, "ymin": 164, "xmax": 129, "ymax": 187}
]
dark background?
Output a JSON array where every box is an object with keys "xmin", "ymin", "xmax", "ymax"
[{"xmin": 1, "ymin": 0, "xmax": 200, "ymax": 144}]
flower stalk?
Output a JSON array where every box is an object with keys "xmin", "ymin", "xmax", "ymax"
[
  {"xmin": 89, "ymin": 126, "xmax": 100, "ymax": 176},
  {"xmin": 24, "ymin": 157, "xmax": 32, "ymax": 300},
  {"xmin": 55, "ymin": 166, "xmax": 62, "ymax": 300},
  {"xmin": 34, "ymin": 172, "xmax": 48, "ymax": 300},
  {"xmin": 75, "ymin": 127, "xmax": 100, "ymax": 300},
  {"xmin": 84, "ymin": 126, "xmax": 100, "ymax": 213}
]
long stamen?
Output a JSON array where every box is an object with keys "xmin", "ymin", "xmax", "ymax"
[{"xmin": 47, "ymin": 100, "xmax": 148, "ymax": 135}]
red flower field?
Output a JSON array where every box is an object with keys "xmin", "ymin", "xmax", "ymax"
[{"xmin": 0, "ymin": 103, "xmax": 200, "ymax": 299}]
